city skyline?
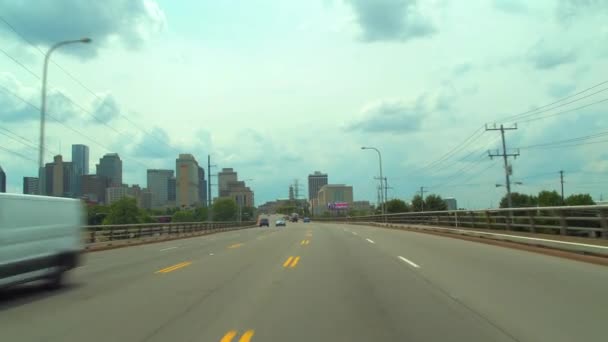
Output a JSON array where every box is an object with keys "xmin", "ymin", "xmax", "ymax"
[{"xmin": 1, "ymin": 1, "xmax": 607, "ymax": 207}]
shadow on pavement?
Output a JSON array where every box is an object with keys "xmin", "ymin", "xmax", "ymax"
[{"xmin": 0, "ymin": 282, "xmax": 82, "ymax": 311}]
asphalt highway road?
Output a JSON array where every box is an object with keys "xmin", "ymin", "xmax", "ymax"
[{"xmin": 1, "ymin": 218, "xmax": 607, "ymax": 342}]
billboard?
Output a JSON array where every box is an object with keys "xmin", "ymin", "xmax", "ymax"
[{"xmin": 327, "ymin": 202, "xmax": 349, "ymax": 210}]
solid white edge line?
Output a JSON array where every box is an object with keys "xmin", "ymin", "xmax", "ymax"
[
  {"xmin": 352, "ymin": 232, "xmax": 358, "ymax": 235},
  {"xmin": 160, "ymin": 246, "xmax": 178, "ymax": 252},
  {"xmin": 398, "ymin": 256, "xmax": 420, "ymax": 268},
  {"xmin": 366, "ymin": 238, "xmax": 375, "ymax": 244}
]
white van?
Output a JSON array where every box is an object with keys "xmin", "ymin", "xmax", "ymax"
[{"xmin": 0, "ymin": 193, "xmax": 84, "ymax": 289}]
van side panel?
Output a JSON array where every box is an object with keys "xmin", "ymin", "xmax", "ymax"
[{"xmin": 0, "ymin": 194, "xmax": 84, "ymax": 288}]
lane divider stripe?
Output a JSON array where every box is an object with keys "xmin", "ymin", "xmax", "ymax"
[
  {"xmin": 156, "ymin": 261, "xmax": 192, "ymax": 273},
  {"xmin": 366, "ymin": 238, "xmax": 375, "ymax": 244},
  {"xmin": 283, "ymin": 256, "xmax": 294, "ymax": 267},
  {"xmin": 240, "ymin": 330, "xmax": 255, "ymax": 342},
  {"xmin": 290, "ymin": 256, "xmax": 300, "ymax": 268},
  {"xmin": 398, "ymin": 256, "xmax": 420, "ymax": 268},
  {"xmin": 220, "ymin": 330, "xmax": 237, "ymax": 342}
]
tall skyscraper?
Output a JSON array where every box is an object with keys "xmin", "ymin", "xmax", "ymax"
[
  {"xmin": 62, "ymin": 161, "xmax": 77, "ymax": 197},
  {"xmin": 198, "ymin": 166, "xmax": 207, "ymax": 207},
  {"xmin": 72, "ymin": 144, "xmax": 89, "ymax": 196},
  {"xmin": 96, "ymin": 153, "xmax": 122, "ymax": 186},
  {"xmin": 23, "ymin": 177, "xmax": 39, "ymax": 194},
  {"xmin": 147, "ymin": 169, "xmax": 174, "ymax": 208},
  {"xmin": 308, "ymin": 171, "xmax": 328, "ymax": 200},
  {"xmin": 168, "ymin": 177, "xmax": 176, "ymax": 203},
  {"xmin": 218, "ymin": 168, "xmax": 237, "ymax": 197},
  {"xmin": 0, "ymin": 166, "xmax": 6, "ymax": 193},
  {"xmin": 43, "ymin": 155, "xmax": 64, "ymax": 196},
  {"xmin": 176, "ymin": 154, "xmax": 200, "ymax": 207}
]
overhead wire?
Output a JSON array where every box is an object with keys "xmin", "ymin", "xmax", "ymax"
[
  {"xmin": 0, "ymin": 15, "xmax": 183, "ymax": 156},
  {"xmin": 0, "ymin": 84, "xmax": 154, "ymax": 170}
]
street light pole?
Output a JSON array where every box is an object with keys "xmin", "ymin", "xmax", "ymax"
[
  {"xmin": 361, "ymin": 147, "xmax": 384, "ymax": 216},
  {"xmin": 39, "ymin": 38, "xmax": 91, "ymax": 193}
]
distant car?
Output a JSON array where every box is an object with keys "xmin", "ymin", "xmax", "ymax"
[
  {"xmin": 303, "ymin": 217, "xmax": 311, "ymax": 223},
  {"xmin": 259, "ymin": 218, "xmax": 269, "ymax": 227},
  {"xmin": 275, "ymin": 220, "xmax": 286, "ymax": 227}
]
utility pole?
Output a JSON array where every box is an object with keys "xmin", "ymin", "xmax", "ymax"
[
  {"xmin": 486, "ymin": 124, "xmax": 519, "ymax": 208},
  {"xmin": 420, "ymin": 186, "xmax": 427, "ymax": 212},
  {"xmin": 560, "ymin": 170, "xmax": 565, "ymax": 205}
]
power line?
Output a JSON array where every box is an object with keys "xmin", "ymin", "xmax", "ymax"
[
  {"xmin": 0, "ymin": 144, "xmax": 37, "ymax": 163},
  {"xmin": 426, "ymin": 134, "xmax": 500, "ymax": 177},
  {"xmin": 521, "ymin": 97, "xmax": 608, "ymax": 124},
  {"xmin": 520, "ymin": 131, "xmax": 608, "ymax": 151},
  {"xmin": 0, "ymin": 45, "xmax": 166, "ymax": 159},
  {"xmin": 0, "ymin": 129, "xmax": 58, "ymax": 157},
  {"xmin": 0, "ymin": 84, "xmax": 154, "ymax": 170},
  {"xmin": 499, "ymin": 79, "xmax": 608, "ymax": 123},
  {"xmin": 412, "ymin": 126, "xmax": 485, "ymax": 175},
  {"xmin": 0, "ymin": 15, "xmax": 182, "ymax": 156}
]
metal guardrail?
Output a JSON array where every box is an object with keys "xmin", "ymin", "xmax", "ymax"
[
  {"xmin": 316, "ymin": 205, "xmax": 608, "ymax": 239},
  {"xmin": 83, "ymin": 221, "xmax": 257, "ymax": 245}
]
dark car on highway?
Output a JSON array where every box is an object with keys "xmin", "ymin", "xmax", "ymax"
[{"xmin": 259, "ymin": 218, "xmax": 269, "ymax": 227}]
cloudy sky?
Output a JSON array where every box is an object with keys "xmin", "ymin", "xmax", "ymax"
[{"xmin": 1, "ymin": 0, "xmax": 608, "ymax": 208}]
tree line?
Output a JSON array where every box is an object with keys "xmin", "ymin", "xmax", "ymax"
[
  {"xmin": 85, "ymin": 197, "xmax": 255, "ymax": 226},
  {"xmin": 361, "ymin": 190, "xmax": 596, "ymax": 216}
]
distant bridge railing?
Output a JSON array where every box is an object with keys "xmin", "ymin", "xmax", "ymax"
[
  {"xmin": 83, "ymin": 221, "xmax": 257, "ymax": 246},
  {"xmin": 316, "ymin": 205, "xmax": 608, "ymax": 239}
]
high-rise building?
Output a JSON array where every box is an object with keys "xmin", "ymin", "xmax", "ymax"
[
  {"xmin": 72, "ymin": 144, "xmax": 89, "ymax": 196},
  {"xmin": 0, "ymin": 165, "xmax": 6, "ymax": 193},
  {"xmin": 218, "ymin": 168, "xmax": 237, "ymax": 197},
  {"xmin": 176, "ymin": 154, "xmax": 200, "ymax": 208},
  {"xmin": 106, "ymin": 186, "xmax": 131, "ymax": 205},
  {"xmin": 444, "ymin": 198, "xmax": 457, "ymax": 211},
  {"xmin": 81, "ymin": 174, "xmax": 111, "ymax": 204},
  {"xmin": 168, "ymin": 177, "xmax": 176, "ymax": 203},
  {"xmin": 62, "ymin": 161, "xmax": 77, "ymax": 197},
  {"xmin": 43, "ymin": 155, "xmax": 65, "ymax": 196},
  {"xmin": 147, "ymin": 169, "xmax": 174, "ymax": 208},
  {"xmin": 227, "ymin": 181, "xmax": 254, "ymax": 207},
  {"xmin": 308, "ymin": 171, "xmax": 328, "ymax": 200},
  {"xmin": 96, "ymin": 153, "xmax": 122, "ymax": 186},
  {"xmin": 140, "ymin": 189, "xmax": 153, "ymax": 210},
  {"xmin": 198, "ymin": 166, "xmax": 207, "ymax": 207},
  {"xmin": 23, "ymin": 177, "xmax": 39, "ymax": 194}
]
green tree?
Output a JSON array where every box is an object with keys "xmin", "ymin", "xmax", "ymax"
[
  {"xmin": 385, "ymin": 199, "xmax": 410, "ymax": 213},
  {"xmin": 194, "ymin": 207, "xmax": 209, "ymax": 221},
  {"xmin": 240, "ymin": 206, "xmax": 255, "ymax": 221},
  {"xmin": 212, "ymin": 198, "xmax": 238, "ymax": 221},
  {"xmin": 537, "ymin": 190, "xmax": 562, "ymax": 206},
  {"xmin": 425, "ymin": 194, "xmax": 448, "ymax": 211},
  {"xmin": 565, "ymin": 193, "xmax": 595, "ymax": 206},
  {"xmin": 172, "ymin": 210, "xmax": 196, "ymax": 222},
  {"xmin": 411, "ymin": 194, "xmax": 424, "ymax": 212},
  {"xmin": 499, "ymin": 192, "xmax": 537, "ymax": 208},
  {"xmin": 86, "ymin": 204, "xmax": 109, "ymax": 225},
  {"xmin": 103, "ymin": 197, "xmax": 144, "ymax": 225}
]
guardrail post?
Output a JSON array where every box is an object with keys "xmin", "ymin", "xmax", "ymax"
[
  {"xmin": 109, "ymin": 227, "xmax": 114, "ymax": 241},
  {"xmin": 527, "ymin": 210, "xmax": 536, "ymax": 234},
  {"xmin": 557, "ymin": 210, "xmax": 567, "ymax": 236},
  {"xmin": 484, "ymin": 211, "xmax": 491, "ymax": 230},
  {"xmin": 505, "ymin": 210, "xmax": 512, "ymax": 231},
  {"xmin": 598, "ymin": 210, "xmax": 608, "ymax": 239},
  {"xmin": 89, "ymin": 230, "xmax": 96, "ymax": 243},
  {"xmin": 469, "ymin": 211, "xmax": 475, "ymax": 228}
]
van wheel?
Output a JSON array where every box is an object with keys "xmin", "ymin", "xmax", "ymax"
[{"xmin": 46, "ymin": 269, "xmax": 65, "ymax": 289}]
